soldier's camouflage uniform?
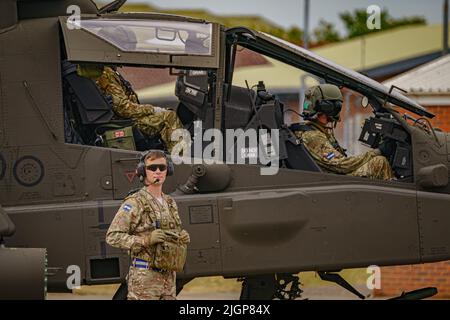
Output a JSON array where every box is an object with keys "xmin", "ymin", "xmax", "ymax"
[
  {"xmin": 294, "ymin": 121, "xmax": 394, "ymax": 180},
  {"xmin": 95, "ymin": 67, "xmax": 184, "ymax": 153},
  {"xmin": 106, "ymin": 187, "xmax": 183, "ymax": 300}
]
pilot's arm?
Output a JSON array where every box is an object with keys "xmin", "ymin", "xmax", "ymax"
[
  {"xmin": 92, "ymin": 66, "xmax": 186, "ymax": 152},
  {"xmin": 301, "ymin": 130, "xmax": 380, "ymax": 174},
  {"xmin": 106, "ymin": 198, "xmax": 147, "ymax": 251},
  {"xmin": 96, "ymin": 67, "xmax": 160, "ymax": 119}
]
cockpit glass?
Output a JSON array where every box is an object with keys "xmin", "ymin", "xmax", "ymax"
[{"xmin": 69, "ymin": 18, "xmax": 213, "ymax": 56}]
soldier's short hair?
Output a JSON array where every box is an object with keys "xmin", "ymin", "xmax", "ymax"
[{"xmin": 144, "ymin": 150, "xmax": 167, "ymax": 163}]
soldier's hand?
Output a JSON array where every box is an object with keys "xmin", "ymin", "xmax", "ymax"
[
  {"xmin": 149, "ymin": 229, "xmax": 166, "ymax": 245},
  {"xmin": 179, "ymin": 230, "xmax": 190, "ymax": 244}
]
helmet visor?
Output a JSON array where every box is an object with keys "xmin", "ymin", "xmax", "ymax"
[{"xmin": 316, "ymin": 100, "xmax": 342, "ymax": 120}]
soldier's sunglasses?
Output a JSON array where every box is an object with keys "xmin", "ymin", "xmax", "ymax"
[{"xmin": 145, "ymin": 164, "xmax": 167, "ymax": 172}]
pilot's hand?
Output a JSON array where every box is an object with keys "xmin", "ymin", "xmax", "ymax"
[
  {"xmin": 179, "ymin": 230, "xmax": 190, "ymax": 245},
  {"xmin": 148, "ymin": 229, "xmax": 166, "ymax": 246},
  {"xmin": 377, "ymin": 139, "xmax": 396, "ymax": 158}
]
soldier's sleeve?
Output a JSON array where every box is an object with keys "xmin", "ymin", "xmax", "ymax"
[
  {"xmin": 301, "ymin": 131, "xmax": 378, "ymax": 174},
  {"xmin": 174, "ymin": 202, "xmax": 184, "ymax": 233},
  {"xmin": 167, "ymin": 196, "xmax": 183, "ymax": 232},
  {"xmin": 106, "ymin": 198, "xmax": 146, "ymax": 251},
  {"xmin": 96, "ymin": 68, "xmax": 158, "ymax": 119}
]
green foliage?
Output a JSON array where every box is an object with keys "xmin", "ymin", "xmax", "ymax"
[
  {"xmin": 117, "ymin": 3, "xmax": 426, "ymax": 47},
  {"xmin": 120, "ymin": 3, "xmax": 305, "ymax": 45},
  {"xmin": 286, "ymin": 26, "xmax": 304, "ymax": 44},
  {"xmin": 340, "ymin": 8, "xmax": 426, "ymax": 39},
  {"xmin": 313, "ymin": 19, "xmax": 341, "ymax": 44}
]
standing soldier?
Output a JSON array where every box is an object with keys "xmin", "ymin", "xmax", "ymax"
[
  {"xmin": 292, "ymin": 84, "xmax": 394, "ymax": 180},
  {"xmin": 106, "ymin": 150, "xmax": 190, "ymax": 300}
]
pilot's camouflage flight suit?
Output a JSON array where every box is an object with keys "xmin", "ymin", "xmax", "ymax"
[
  {"xmin": 94, "ymin": 66, "xmax": 184, "ymax": 153},
  {"xmin": 106, "ymin": 187, "xmax": 183, "ymax": 300},
  {"xmin": 294, "ymin": 121, "xmax": 394, "ymax": 180}
]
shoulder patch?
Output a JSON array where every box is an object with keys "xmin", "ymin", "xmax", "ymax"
[
  {"xmin": 123, "ymin": 203, "xmax": 133, "ymax": 212},
  {"xmin": 325, "ymin": 152, "xmax": 336, "ymax": 160}
]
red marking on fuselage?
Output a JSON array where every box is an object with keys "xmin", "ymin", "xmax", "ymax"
[{"xmin": 125, "ymin": 171, "xmax": 137, "ymax": 183}]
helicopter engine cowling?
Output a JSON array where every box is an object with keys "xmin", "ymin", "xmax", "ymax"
[{"xmin": 0, "ymin": 247, "xmax": 47, "ymax": 299}]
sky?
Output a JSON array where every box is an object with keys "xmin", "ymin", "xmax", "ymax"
[{"xmin": 125, "ymin": 0, "xmax": 445, "ymax": 36}]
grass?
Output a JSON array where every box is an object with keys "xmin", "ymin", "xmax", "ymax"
[
  {"xmin": 73, "ymin": 284, "xmax": 120, "ymax": 296},
  {"xmin": 72, "ymin": 268, "xmax": 368, "ymax": 296}
]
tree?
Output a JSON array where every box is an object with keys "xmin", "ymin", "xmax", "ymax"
[
  {"xmin": 340, "ymin": 8, "xmax": 426, "ymax": 39},
  {"xmin": 313, "ymin": 19, "xmax": 341, "ymax": 44},
  {"xmin": 286, "ymin": 26, "xmax": 304, "ymax": 45}
]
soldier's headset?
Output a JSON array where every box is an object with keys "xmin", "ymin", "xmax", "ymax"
[
  {"xmin": 314, "ymin": 86, "xmax": 342, "ymax": 121},
  {"xmin": 136, "ymin": 150, "xmax": 174, "ymax": 183}
]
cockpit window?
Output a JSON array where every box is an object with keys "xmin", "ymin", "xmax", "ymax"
[{"xmin": 69, "ymin": 19, "xmax": 213, "ymax": 56}]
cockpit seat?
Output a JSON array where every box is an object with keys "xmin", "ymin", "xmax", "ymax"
[
  {"xmin": 285, "ymin": 123, "xmax": 323, "ymax": 172},
  {"xmin": 61, "ymin": 61, "xmax": 163, "ymax": 150},
  {"xmin": 62, "ymin": 60, "xmax": 114, "ymax": 126}
]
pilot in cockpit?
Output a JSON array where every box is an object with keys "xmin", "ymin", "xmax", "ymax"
[
  {"xmin": 76, "ymin": 26, "xmax": 187, "ymax": 154},
  {"xmin": 292, "ymin": 84, "xmax": 394, "ymax": 180},
  {"xmin": 77, "ymin": 63, "xmax": 185, "ymax": 153}
]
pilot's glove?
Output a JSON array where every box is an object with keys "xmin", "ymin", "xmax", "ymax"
[
  {"xmin": 179, "ymin": 230, "xmax": 191, "ymax": 245},
  {"xmin": 145, "ymin": 229, "xmax": 166, "ymax": 246},
  {"xmin": 377, "ymin": 139, "xmax": 396, "ymax": 158}
]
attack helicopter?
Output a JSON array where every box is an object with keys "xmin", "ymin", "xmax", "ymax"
[{"xmin": 0, "ymin": 0, "xmax": 449, "ymax": 299}]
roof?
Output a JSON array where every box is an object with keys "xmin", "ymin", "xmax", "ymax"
[
  {"xmin": 116, "ymin": 3, "xmax": 450, "ymax": 79},
  {"xmin": 383, "ymin": 54, "xmax": 450, "ymax": 105},
  {"xmin": 136, "ymin": 23, "xmax": 450, "ymax": 108},
  {"xmin": 137, "ymin": 56, "xmax": 320, "ymax": 101},
  {"xmin": 314, "ymin": 24, "xmax": 450, "ymax": 74},
  {"xmin": 383, "ymin": 54, "xmax": 450, "ymax": 94},
  {"xmin": 124, "ymin": 48, "xmax": 270, "ymax": 91},
  {"xmin": 119, "ymin": 3, "xmax": 447, "ymax": 70}
]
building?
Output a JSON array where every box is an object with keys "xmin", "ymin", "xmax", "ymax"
[
  {"xmin": 375, "ymin": 54, "xmax": 450, "ymax": 298},
  {"xmin": 132, "ymin": 23, "xmax": 450, "ymax": 155},
  {"xmin": 384, "ymin": 53, "xmax": 450, "ymax": 132}
]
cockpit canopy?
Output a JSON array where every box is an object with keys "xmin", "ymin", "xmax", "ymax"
[{"xmin": 69, "ymin": 18, "xmax": 213, "ymax": 56}]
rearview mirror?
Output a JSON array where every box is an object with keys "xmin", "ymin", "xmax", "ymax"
[{"xmin": 156, "ymin": 28, "xmax": 176, "ymax": 41}]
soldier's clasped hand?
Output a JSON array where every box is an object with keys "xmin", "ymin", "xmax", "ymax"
[
  {"xmin": 179, "ymin": 230, "xmax": 190, "ymax": 244},
  {"xmin": 149, "ymin": 229, "xmax": 166, "ymax": 245}
]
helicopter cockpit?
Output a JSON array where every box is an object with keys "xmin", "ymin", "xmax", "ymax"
[
  {"xmin": 60, "ymin": 16, "xmax": 219, "ymax": 153},
  {"xmin": 59, "ymin": 15, "xmax": 437, "ymax": 183},
  {"xmin": 219, "ymin": 28, "xmax": 440, "ymax": 182}
]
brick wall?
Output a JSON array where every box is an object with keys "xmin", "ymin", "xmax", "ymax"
[
  {"xmin": 280, "ymin": 92, "xmax": 450, "ymax": 299},
  {"xmin": 375, "ymin": 261, "xmax": 450, "ymax": 298},
  {"xmin": 427, "ymin": 105, "xmax": 450, "ymax": 132},
  {"xmin": 375, "ymin": 104, "xmax": 449, "ymax": 299}
]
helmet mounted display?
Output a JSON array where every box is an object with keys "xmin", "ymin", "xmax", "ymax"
[{"xmin": 302, "ymin": 84, "xmax": 343, "ymax": 122}]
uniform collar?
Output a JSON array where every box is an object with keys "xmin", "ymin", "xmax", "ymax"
[
  {"xmin": 306, "ymin": 120, "xmax": 333, "ymax": 135},
  {"xmin": 142, "ymin": 186, "xmax": 165, "ymax": 200}
]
